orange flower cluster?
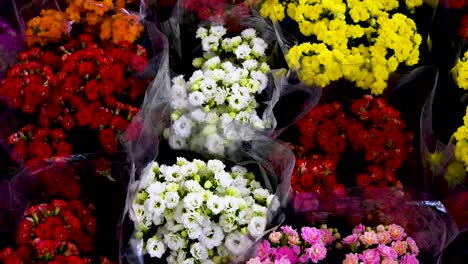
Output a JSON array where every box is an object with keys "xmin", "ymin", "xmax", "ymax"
[
  {"xmin": 100, "ymin": 13, "xmax": 144, "ymax": 44},
  {"xmin": 25, "ymin": 0, "xmax": 143, "ymax": 46},
  {"xmin": 25, "ymin": 9, "xmax": 71, "ymax": 46}
]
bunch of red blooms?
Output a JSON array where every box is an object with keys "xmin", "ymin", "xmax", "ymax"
[
  {"xmin": 446, "ymin": 0, "xmax": 468, "ymax": 39},
  {"xmin": 0, "ymin": 34, "xmax": 150, "ymax": 166},
  {"xmin": 182, "ymin": 0, "xmax": 250, "ymax": 23},
  {"xmin": 7, "ymin": 125, "xmax": 71, "ymax": 169},
  {"xmin": 290, "ymin": 95, "xmax": 414, "ymax": 193},
  {"xmin": 0, "ymin": 200, "xmax": 115, "ymax": 264}
]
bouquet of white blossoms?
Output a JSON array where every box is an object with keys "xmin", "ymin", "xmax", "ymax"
[
  {"xmin": 129, "ymin": 157, "xmax": 274, "ymax": 263},
  {"xmin": 165, "ymin": 25, "xmax": 272, "ymax": 156}
]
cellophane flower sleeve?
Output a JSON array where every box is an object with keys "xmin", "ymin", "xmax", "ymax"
[
  {"xmin": 420, "ymin": 43, "xmax": 468, "ymax": 230},
  {"xmin": 257, "ymin": 0, "xmax": 437, "ymax": 96},
  {"xmin": 120, "ymin": 134, "xmax": 295, "ymax": 263},
  {"xmin": 291, "ymin": 187, "xmax": 458, "ymax": 263},
  {"xmin": 0, "ymin": 157, "xmax": 128, "ymax": 263},
  {"xmin": 0, "ymin": 0, "xmax": 165, "ymax": 170},
  {"xmin": 155, "ymin": 0, "xmax": 322, "ymax": 147}
]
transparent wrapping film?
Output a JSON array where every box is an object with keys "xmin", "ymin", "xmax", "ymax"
[
  {"xmin": 291, "ymin": 187, "xmax": 458, "ymax": 263},
  {"xmin": 0, "ymin": 157, "xmax": 128, "ymax": 263}
]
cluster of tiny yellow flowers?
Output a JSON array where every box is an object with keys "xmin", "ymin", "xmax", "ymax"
[
  {"xmin": 451, "ymin": 51, "xmax": 468, "ymax": 182},
  {"xmin": 25, "ymin": 9, "xmax": 71, "ymax": 46},
  {"xmin": 453, "ymin": 51, "xmax": 468, "ymax": 90},
  {"xmin": 260, "ymin": 0, "xmax": 423, "ymax": 95},
  {"xmin": 453, "ymin": 106, "xmax": 468, "ymax": 174},
  {"xmin": 25, "ymin": 0, "xmax": 143, "ymax": 46}
]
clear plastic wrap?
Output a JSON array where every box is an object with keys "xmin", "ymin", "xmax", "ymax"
[
  {"xmin": 257, "ymin": 0, "xmax": 438, "ymax": 97},
  {"xmin": 120, "ymin": 134, "xmax": 295, "ymax": 263},
  {"xmin": 156, "ymin": 0, "xmax": 321, "ymax": 144},
  {"xmin": 290, "ymin": 187, "xmax": 459, "ymax": 263},
  {"xmin": 0, "ymin": 0, "xmax": 166, "ymax": 168},
  {"xmin": 0, "ymin": 157, "xmax": 128, "ymax": 263}
]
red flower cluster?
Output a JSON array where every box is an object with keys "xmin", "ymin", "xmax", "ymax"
[
  {"xmin": 0, "ymin": 34, "xmax": 151, "ymax": 166},
  {"xmin": 447, "ymin": 0, "xmax": 467, "ymax": 10},
  {"xmin": 291, "ymin": 95, "xmax": 414, "ymax": 193},
  {"xmin": 183, "ymin": 0, "xmax": 250, "ymax": 25},
  {"xmin": 459, "ymin": 14, "xmax": 468, "ymax": 39},
  {"xmin": 0, "ymin": 200, "xmax": 115, "ymax": 264},
  {"xmin": 7, "ymin": 125, "xmax": 71, "ymax": 169}
]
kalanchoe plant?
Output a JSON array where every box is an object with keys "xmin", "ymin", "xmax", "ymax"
[
  {"xmin": 165, "ymin": 25, "xmax": 272, "ymax": 156},
  {"xmin": 0, "ymin": 199, "xmax": 116, "ymax": 264},
  {"xmin": 129, "ymin": 157, "xmax": 274, "ymax": 263},
  {"xmin": 247, "ymin": 225, "xmax": 341, "ymax": 264},
  {"xmin": 289, "ymin": 95, "xmax": 414, "ymax": 193},
  {"xmin": 0, "ymin": 34, "xmax": 151, "ymax": 168},
  {"xmin": 341, "ymin": 224, "xmax": 420, "ymax": 264}
]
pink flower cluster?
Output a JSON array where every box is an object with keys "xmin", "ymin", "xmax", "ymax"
[
  {"xmin": 342, "ymin": 224, "xmax": 420, "ymax": 264},
  {"xmin": 247, "ymin": 225, "xmax": 340, "ymax": 264}
]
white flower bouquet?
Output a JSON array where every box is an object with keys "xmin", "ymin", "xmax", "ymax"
[
  {"xmin": 129, "ymin": 157, "xmax": 276, "ymax": 263},
  {"xmin": 164, "ymin": 25, "xmax": 276, "ymax": 156}
]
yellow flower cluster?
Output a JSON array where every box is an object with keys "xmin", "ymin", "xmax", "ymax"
[
  {"xmin": 260, "ymin": 0, "xmax": 423, "ymax": 95},
  {"xmin": 25, "ymin": 9, "xmax": 71, "ymax": 46},
  {"xmin": 453, "ymin": 51, "xmax": 468, "ymax": 90},
  {"xmin": 100, "ymin": 13, "xmax": 144, "ymax": 44},
  {"xmin": 453, "ymin": 106, "xmax": 468, "ymax": 175}
]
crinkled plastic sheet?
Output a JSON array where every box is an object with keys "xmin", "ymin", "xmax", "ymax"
[
  {"xmin": 120, "ymin": 136, "xmax": 294, "ymax": 263},
  {"xmin": 159, "ymin": 0, "xmax": 321, "ymax": 136},
  {"xmin": 291, "ymin": 187, "xmax": 458, "ymax": 263},
  {"xmin": 2, "ymin": 156, "xmax": 129, "ymax": 261},
  {"xmin": 2, "ymin": 0, "xmax": 167, "ymax": 161}
]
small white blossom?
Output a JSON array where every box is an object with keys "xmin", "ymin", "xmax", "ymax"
[
  {"xmin": 229, "ymin": 94, "xmax": 249, "ymax": 111},
  {"xmin": 164, "ymin": 191, "xmax": 180, "ymax": 209},
  {"xmin": 190, "ymin": 242, "xmax": 209, "ymax": 261},
  {"xmin": 196, "ymin": 27, "xmax": 208, "ymax": 38},
  {"xmin": 147, "ymin": 182, "xmax": 166, "ymax": 198},
  {"xmin": 237, "ymin": 208, "xmax": 254, "ymax": 225},
  {"xmin": 171, "ymin": 84, "xmax": 187, "ymax": 98},
  {"xmin": 235, "ymin": 44, "xmax": 252, "ymax": 60},
  {"xmin": 253, "ymin": 188, "xmax": 270, "ymax": 202},
  {"xmin": 219, "ymin": 213, "xmax": 237, "ymax": 233},
  {"xmin": 248, "ymin": 217, "xmax": 267, "ymax": 238},
  {"xmin": 146, "ymin": 237, "xmax": 166, "ymax": 258},
  {"xmin": 200, "ymin": 225, "xmax": 224, "ymax": 249},
  {"xmin": 189, "ymin": 70, "xmax": 204, "ymax": 84},
  {"xmin": 207, "ymin": 159, "xmax": 226, "ymax": 172},
  {"xmin": 163, "ymin": 233, "xmax": 185, "ymax": 251},
  {"xmin": 190, "ymin": 108, "xmax": 207, "ymax": 122},
  {"xmin": 242, "ymin": 59, "xmax": 259, "ymax": 71},
  {"xmin": 172, "ymin": 98, "xmax": 189, "ymax": 110},
  {"xmin": 241, "ymin": 28, "xmax": 257, "ymax": 40},
  {"xmin": 203, "ymin": 56, "xmax": 221, "ymax": 70},
  {"xmin": 130, "ymin": 203, "xmax": 146, "ymax": 224},
  {"xmin": 182, "ymin": 212, "xmax": 204, "ymax": 229},
  {"xmin": 206, "ymin": 195, "xmax": 225, "ymax": 214},
  {"xmin": 200, "ymin": 78, "xmax": 217, "ymax": 97},
  {"xmin": 210, "ymin": 25, "xmax": 227, "ymax": 37},
  {"xmin": 201, "ymin": 36, "xmax": 219, "ymax": 52},
  {"xmin": 225, "ymin": 232, "xmax": 250, "ymax": 256},
  {"xmin": 172, "ymin": 75, "xmax": 186, "ymax": 86},
  {"xmin": 183, "ymin": 192, "xmax": 204, "ymax": 211},
  {"xmin": 168, "ymin": 135, "xmax": 187, "ymax": 150},
  {"xmin": 224, "ymin": 196, "xmax": 239, "ymax": 213},
  {"xmin": 144, "ymin": 196, "xmax": 166, "ymax": 217},
  {"xmin": 188, "ymin": 91, "xmax": 206, "ymax": 106},
  {"xmin": 215, "ymin": 171, "xmax": 233, "ymax": 187},
  {"xmin": 187, "ymin": 224, "xmax": 203, "ymax": 240},
  {"xmin": 173, "ymin": 115, "xmax": 193, "ymax": 138}
]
